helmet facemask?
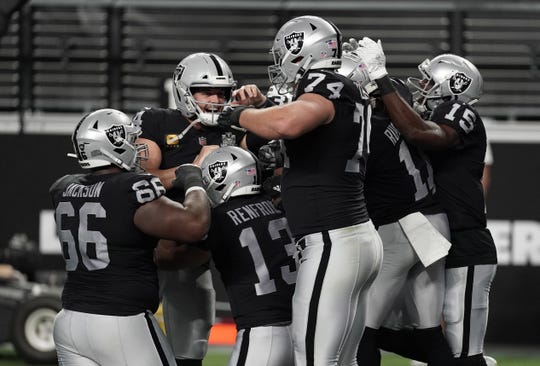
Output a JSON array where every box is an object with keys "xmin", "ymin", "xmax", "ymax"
[{"xmin": 408, "ymin": 58, "xmax": 447, "ymax": 117}]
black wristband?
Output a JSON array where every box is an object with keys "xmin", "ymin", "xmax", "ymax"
[
  {"xmin": 172, "ymin": 164, "xmax": 204, "ymax": 193},
  {"xmin": 375, "ymin": 76, "xmax": 396, "ymax": 96},
  {"xmin": 230, "ymin": 106, "xmax": 251, "ymax": 126}
]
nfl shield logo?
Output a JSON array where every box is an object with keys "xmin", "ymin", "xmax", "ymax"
[
  {"xmin": 449, "ymin": 72, "xmax": 472, "ymax": 95},
  {"xmin": 209, "ymin": 161, "xmax": 228, "ymax": 183},
  {"xmin": 284, "ymin": 32, "xmax": 304, "ymax": 55},
  {"xmin": 105, "ymin": 125, "xmax": 126, "ymax": 146}
]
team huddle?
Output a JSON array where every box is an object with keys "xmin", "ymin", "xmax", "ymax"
[{"xmin": 49, "ymin": 14, "xmax": 497, "ymax": 366}]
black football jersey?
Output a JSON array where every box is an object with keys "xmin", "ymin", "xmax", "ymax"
[
  {"xmin": 428, "ymin": 100, "xmax": 497, "ymax": 267},
  {"xmin": 282, "ymin": 69, "xmax": 371, "ymax": 238},
  {"xmin": 49, "ymin": 172, "xmax": 165, "ymax": 315},
  {"xmin": 204, "ymin": 195, "xmax": 296, "ymax": 329},
  {"xmin": 365, "ymin": 80, "xmax": 442, "ymax": 227},
  {"xmin": 366, "ymin": 107, "xmax": 442, "ymax": 228}
]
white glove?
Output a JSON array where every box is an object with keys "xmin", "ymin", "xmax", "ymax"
[{"xmin": 355, "ymin": 37, "xmax": 388, "ymax": 81}]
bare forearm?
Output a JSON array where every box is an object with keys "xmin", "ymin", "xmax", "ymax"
[
  {"xmin": 239, "ymin": 100, "xmax": 328, "ymax": 140},
  {"xmin": 239, "ymin": 107, "xmax": 288, "ymax": 140},
  {"xmin": 379, "ymin": 86, "xmax": 451, "ymax": 149}
]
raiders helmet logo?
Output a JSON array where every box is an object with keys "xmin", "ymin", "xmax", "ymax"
[
  {"xmin": 284, "ymin": 32, "xmax": 304, "ymax": 55},
  {"xmin": 105, "ymin": 125, "xmax": 126, "ymax": 147},
  {"xmin": 449, "ymin": 72, "xmax": 472, "ymax": 95},
  {"xmin": 208, "ymin": 161, "xmax": 228, "ymax": 183}
]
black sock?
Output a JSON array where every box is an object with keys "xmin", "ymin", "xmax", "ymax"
[
  {"xmin": 455, "ymin": 353, "xmax": 487, "ymax": 366},
  {"xmin": 176, "ymin": 359, "xmax": 202, "ymax": 366},
  {"xmin": 377, "ymin": 327, "xmax": 428, "ymax": 361},
  {"xmin": 414, "ymin": 327, "xmax": 455, "ymax": 366},
  {"xmin": 356, "ymin": 326, "xmax": 382, "ymax": 366}
]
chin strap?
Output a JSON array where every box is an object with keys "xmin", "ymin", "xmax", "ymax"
[
  {"xmin": 167, "ymin": 119, "xmax": 200, "ymax": 144},
  {"xmin": 100, "ymin": 148, "xmax": 131, "ymax": 171}
]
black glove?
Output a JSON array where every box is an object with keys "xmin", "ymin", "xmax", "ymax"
[
  {"xmin": 217, "ymin": 106, "xmax": 251, "ymax": 131},
  {"xmin": 172, "ymin": 164, "xmax": 204, "ymax": 193},
  {"xmin": 258, "ymin": 140, "xmax": 283, "ymax": 170},
  {"xmin": 262, "ymin": 175, "xmax": 283, "ymax": 211},
  {"xmin": 262, "ymin": 174, "xmax": 282, "ymax": 200}
]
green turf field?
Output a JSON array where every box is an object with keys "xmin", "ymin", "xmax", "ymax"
[
  {"xmin": 203, "ymin": 348, "xmax": 540, "ymax": 366},
  {"xmin": 1, "ymin": 343, "xmax": 539, "ymax": 365}
]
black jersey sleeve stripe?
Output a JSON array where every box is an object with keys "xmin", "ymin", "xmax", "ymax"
[
  {"xmin": 144, "ymin": 311, "xmax": 170, "ymax": 366},
  {"xmin": 305, "ymin": 230, "xmax": 332, "ymax": 366},
  {"xmin": 209, "ymin": 54, "xmax": 224, "ymax": 76}
]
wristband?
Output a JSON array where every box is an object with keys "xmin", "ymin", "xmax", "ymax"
[
  {"xmin": 173, "ymin": 164, "xmax": 204, "ymax": 192},
  {"xmin": 375, "ymin": 75, "xmax": 396, "ymax": 96}
]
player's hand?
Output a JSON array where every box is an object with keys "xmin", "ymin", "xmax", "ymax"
[
  {"xmin": 233, "ymin": 84, "xmax": 266, "ymax": 107},
  {"xmin": 172, "ymin": 164, "xmax": 204, "ymax": 193},
  {"xmin": 217, "ymin": 106, "xmax": 250, "ymax": 131},
  {"xmin": 342, "ymin": 37, "xmax": 360, "ymax": 52},
  {"xmin": 355, "ymin": 37, "xmax": 388, "ymax": 81}
]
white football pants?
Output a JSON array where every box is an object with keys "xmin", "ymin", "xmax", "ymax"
[
  {"xmin": 54, "ymin": 309, "xmax": 176, "ymax": 366},
  {"xmin": 228, "ymin": 325, "xmax": 294, "ymax": 366},
  {"xmin": 369, "ymin": 213, "xmax": 450, "ymax": 329},
  {"xmin": 292, "ymin": 221, "xmax": 383, "ymax": 366},
  {"xmin": 444, "ymin": 264, "xmax": 497, "ymax": 357}
]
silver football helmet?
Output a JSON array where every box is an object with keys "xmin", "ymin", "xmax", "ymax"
[
  {"xmin": 407, "ymin": 54, "xmax": 483, "ymax": 116},
  {"xmin": 338, "ymin": 50, "xmax": 379, "ymax": 94},
  {"xmin": 70, "ymin": 108, "xmax": 145, "ymax": 171},
  {"xmin": 201, "ymin": 146, "xmax": 261, "ymax": 207},
  {"xmin": 266, "ymin": 84, "xmax": 294, "ymax": 105},
  {"xmin": 268, "ymin": 15, "xmax": 342, "ymax": 90},
  {"xmin": 172, "ymin": 52, "xmax": 236, "ymax": 126}
]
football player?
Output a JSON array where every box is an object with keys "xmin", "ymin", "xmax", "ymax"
[
  {"xmin": 338, "ymin": 50, "xmax": 456, "ymax": 366},
  {"xmin": 201, "ymin": 146, "xmax": 296, "ymax": 366},
  {"xmin": 217, "ymin": 15, "xmax": 383, "ymax": 366},
  {"xmin": 356, "ymin": 39, "xmax": 498, "ymax": 366},
  {"xmin": 134, "ymin": 52, "xmax": 269, "ymax": 366},
  {"xmin": 50, "ymin": 108, "xmax": 211, "ymax": 366}
]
